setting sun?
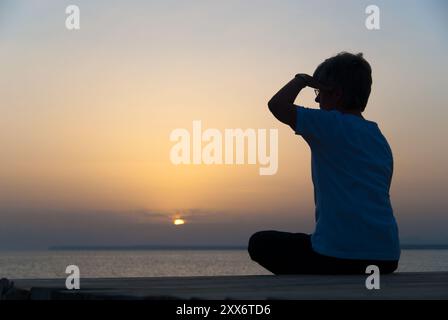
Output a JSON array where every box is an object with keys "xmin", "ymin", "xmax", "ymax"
[{"xmin": 173, "ymin": 218, "xmax": 185, "ymax": 226}]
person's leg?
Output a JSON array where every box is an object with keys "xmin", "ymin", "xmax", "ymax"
[
  {"xmin": 308, "ymin": 252, "xmax": 399, "ymax": 275},
  {"xmin": 248, "ymin": 231, "xmax": 399, "ymax": 275},
  {"xmin": 248, "ymin": 231, "xmax": 315, "ymax": 274}
]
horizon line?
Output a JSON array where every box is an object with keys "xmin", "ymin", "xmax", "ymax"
[{"xmin": 46, "ymin": 244, "xmax": 448, "ymax": 251}]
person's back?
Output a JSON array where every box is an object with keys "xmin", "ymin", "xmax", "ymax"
[
  {"xmin": 295, "ymin": 107, "xmax": 400, "ymax": 261},
  {"xmin": 248, "ymin": 52, "xmax": 400, "ymax": 275}
]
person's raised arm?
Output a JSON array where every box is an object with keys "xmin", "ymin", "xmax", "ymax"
[
  {"xmin": 268, "ymin": 75, "xmax": 307, "ymax": 130},
  {"xmin": 268, "ymin": 74, "xmax": 329, "ymax": 130}
]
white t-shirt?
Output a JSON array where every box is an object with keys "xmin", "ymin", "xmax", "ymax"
[{"xmin": 295, "ymin": 106, "xmax": 400, "ymax": 261}]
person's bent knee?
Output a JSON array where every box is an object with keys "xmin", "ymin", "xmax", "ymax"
[{"xmin": 248, "ymin": 231, "xmax": 269, "ymax": 262}]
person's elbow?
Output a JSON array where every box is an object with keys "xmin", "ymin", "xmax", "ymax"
[
  {"xmin": 267, "ymin": 99, "xmax": 279, "ymax": 115},
  {"xmin": 268, "ymin": 99, "xmax": 287, "ymax": 120},
  {"xmin": 267, "ymin": 100, "xmax": 296, "ymax": 129},
  {"xmin": 267, "ymin": 99, "xmax": 284, "ymax": 123}
]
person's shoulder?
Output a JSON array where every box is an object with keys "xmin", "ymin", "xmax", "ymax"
[{"xmin": 336, "ymin": 112, "xmax": 379, "ymax": 130}]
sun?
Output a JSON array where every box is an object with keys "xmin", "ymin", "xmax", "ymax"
[{"xmin": 173, "ymin": 218, "xmax": 185, "ymax": 226}]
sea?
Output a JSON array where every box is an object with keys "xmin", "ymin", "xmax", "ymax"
[{"xmin": 1, "ymin": 249, "xmax": 448, "ymax": 279}]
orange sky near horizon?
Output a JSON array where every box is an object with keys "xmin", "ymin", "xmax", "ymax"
[{"xmin": 0, "ymin": 0, "xmax": 447, "ymax": 248}]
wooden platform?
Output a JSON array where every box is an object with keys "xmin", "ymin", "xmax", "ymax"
[{"xmin": 11, "ymin": 272, "xmax": 448, "ymax": 300}]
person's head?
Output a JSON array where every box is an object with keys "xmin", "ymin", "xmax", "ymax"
[{"xmin": 313, "ymin": 52, "xmax": 372, "ymax": 113}]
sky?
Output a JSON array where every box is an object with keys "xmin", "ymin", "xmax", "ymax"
[{"xmin": 0, "ymin": 0, "xmax": 447, "ymax": 249}]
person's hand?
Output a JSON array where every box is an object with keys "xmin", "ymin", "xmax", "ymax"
[{"xmin": 295, "ymin": 74, "xmax": 330, "ymax": 91}]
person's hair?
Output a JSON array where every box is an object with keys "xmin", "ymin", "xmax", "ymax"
[{"xmin": 313, "ymin": 52, "xmax": 372, "ymax": 112}]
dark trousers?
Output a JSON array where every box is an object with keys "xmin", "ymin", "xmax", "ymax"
[{"xmin": 248, "ymin": 231, "xmax": 398, "ymax": 275}]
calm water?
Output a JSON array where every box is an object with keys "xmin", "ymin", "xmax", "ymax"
[{"xmin": 1, "ymin": 250, "xmax": 447, "ymax": 279}]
